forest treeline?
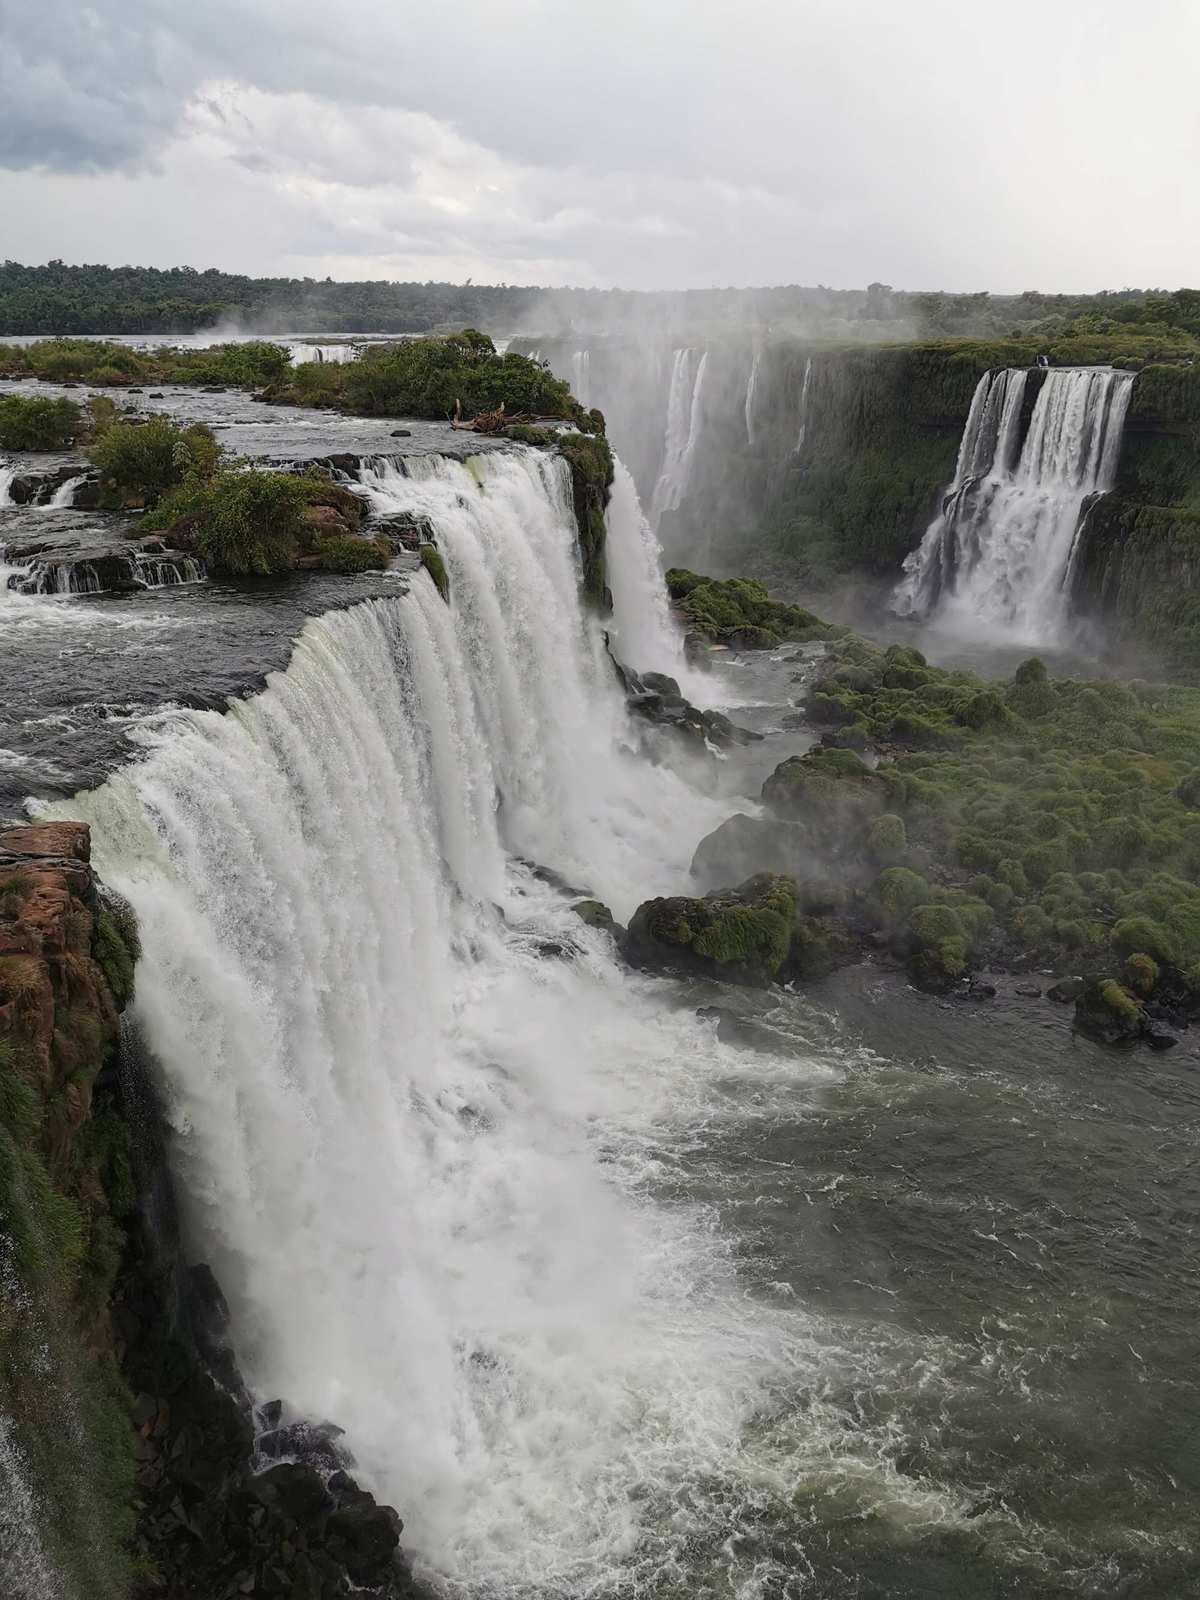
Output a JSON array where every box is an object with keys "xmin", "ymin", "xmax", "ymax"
[{"xmin": 3, "ymin": 260, "xmax": 1199, "ymax": 341}]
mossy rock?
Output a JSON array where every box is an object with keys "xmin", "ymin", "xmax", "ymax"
[
  {"xmin": 419, "ymin": 543, "xmax": 450, "ymax": 602},
  {"xmin": 761, "ymin": 746, "xmax": 887, "ymax": 843},
  {"xmin": 626, "ymin": 874, "xmax": 798, "ymax": 987},
  {"xmin": 1074, "ymin": 977, "xmax": 1146, "ymax": 1044},
  {"xmin": 571, "ymin": 899, "xmax": 620, "ymax": 936}
]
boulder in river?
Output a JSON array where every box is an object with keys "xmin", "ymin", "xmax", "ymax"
[{"xmin": 626, "ymin": 874, "xmax": 798, "ymax": 987}]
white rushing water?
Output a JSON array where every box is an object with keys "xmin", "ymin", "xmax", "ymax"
[
  {"xmin": 794, "ymin": 356, "xmax": 814, "ymax": 456},
  {"xmin": 744, "ymin": 348, "xmax": 762, "ymax": 447},
  {"xmin": 603, "ymin": 456, "xmax": 701, "ymax": 690},
  {"xmin": 0, "ymin": 464, "xmax": 17, "ymax": 507},
  {"xmin": 893, "ymin": 366, "xmax": 1134, "ymax": 642},
  {"xmin": 48, "ymin": 475, "xmax": 85, "ymax": 509},
  {"xmin": 0, "ymin": 1415, "xmax": 63, "ymax": 1600},
  {"xmin": 648, "ymin": 348, "xmax": 708, "ymax": 529},
  {"xmin": 50, "ymin": 449, "xmax": 818, "ymax": 1594},
  {"xmin": 570, "ymin": 349, "xmax": 590, "ymax": 409},
  {"xmin": 286, "ymin": 342, "xmax": 359, "ymax": 365}
]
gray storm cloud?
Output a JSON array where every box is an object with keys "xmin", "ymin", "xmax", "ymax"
[{"xmin": 0, "ymin": 0, "xmax": 1196, "ymax": 289}]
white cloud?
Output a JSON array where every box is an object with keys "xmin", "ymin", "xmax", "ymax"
[{"xmin": 1, "ymin": 0, "xmax": 1197, "ymax": 289}]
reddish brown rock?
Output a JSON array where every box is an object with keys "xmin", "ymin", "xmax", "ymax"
[
  {"xmin": 0, "ymin": 823, "xmax": 118, "ymax": 1177},
  {"xmin": 0, "ymin": 820, "xmax": 91, "ymax": 862}
]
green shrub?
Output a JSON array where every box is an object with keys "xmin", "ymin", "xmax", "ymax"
[
  {"xmin": 908, "ymin": 904, "xmax": 966, "ymax": 945},
  {"xmin": 1110, "ymin": 915, "xmax": 1175, "ymax": 966},
  {"xmin": 87, "ymin": 416, "xmax": 221, "ymax": 508},
  {"xmin": 868, "ymin": 813, "xmax": 908, "ymax": 864},
  {"xmin": 875, "ymin": 867, "xmax": 931, "ymax": 922},
  {"xmin": 316, "ymin": 536, "xmax": 390, "ymax": 574},
  {"xmin": 1124, "ymin": 952, "xmax": 1160, "ymax": 994},
  {"xmin": 144, "ymin": 468, "xmax": 306, "ymax": 574},
  {"xmin": 0, "ymin": 393, "xmax": 82, "ymax": 449}
]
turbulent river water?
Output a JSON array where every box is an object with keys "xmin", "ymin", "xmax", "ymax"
[{"xmin": 5, "ymin": 437, "xmax": 1199, "ymax": 1598}]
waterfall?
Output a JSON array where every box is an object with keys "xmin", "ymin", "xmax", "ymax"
[
  {"xmin": 892, "ymin": 366, "xmax": 1134, "ymax": 641},
  {"xmin": 603, "ymin": 456, "xmax": 698, "ymax": 690},
  {"xmin": 132, "ymin": 553, "xmax": 206, "ymax": 589},
  {"xmin": 288, "ymin": 342, "xmax": 358, "ymax": 365},
  {"xmin": 648, "ymin": 348, "xmax": 708, "ymax": 529},
  {"xmin": 794, "ymin": 357, "xmax": 813, "ymax": 456},
  {"xmin": 48, "ymin": 476, "xmax": 85, "ymax": 509},
  {"xmin": 0, "ymin": 1414, "xmax": 62, "ymax": 1600},
  {"xmin": 570, "ymin": 349, "xmax": 591, "ymax": 408},
  {"xmin": 51, "ymin": 448, "xmax": 794, "ymax": 1593},
  {"xmin": 744, "ymin": 349, "xmax": 762, "ymax": 447},
  {"xmin": 0, "ymin": 466, "xmax": 17, "ymax": 506}
]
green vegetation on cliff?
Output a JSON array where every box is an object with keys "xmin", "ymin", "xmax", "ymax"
[
  {"xmin": 739, "ymin": 341, "xmax": 1200, "ymax": 593},
  {"xmin": 770, "ymin": 634, "xmax": 1200, "ymax": 999},
  {"xmin": 1071, "ymin": 361, "xmax": 1200, "ymax": 675},
  {"xmin": 557, "ymin": 431, "xmax": 614, "ymax": 606},
  {"xmin": 261, "ymin": 330, "xmax": 599, "ymax": 431},
  {"xmin": 0, "ymin": 827, "xmax": 141, "ymax": 1596}
]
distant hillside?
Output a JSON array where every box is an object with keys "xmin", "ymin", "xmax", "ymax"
[{"xmin": 3, "ymin": 259, "xmax": 1198, "ymax": 342}]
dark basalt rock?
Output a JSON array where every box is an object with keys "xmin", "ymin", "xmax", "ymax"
[
  {"xmin": 617, "ymin": 661, "xmax": 759, "ymax": 751},
  {"xmin": 1047, "ymin": 976, "xmax": 1085, "ymax": 1004},
  {"xmin": 8, "ymin": 461, "xmax": 100, "ymax": 507}
]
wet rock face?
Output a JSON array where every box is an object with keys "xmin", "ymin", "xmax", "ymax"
[
  {"xmin": 2, "ymin": 527, "xmax": 204, "ymax": 595},
  {"xmin": 617, "ymin": 663, "xmax": 761, "ymax": 752},
  {"xmin": 8, "ymin": 461, "xmax": 100, "ymax": 507},
  {"xmin": 0, "ymin": 821, "xmax": 115, "ymax": 1122}
]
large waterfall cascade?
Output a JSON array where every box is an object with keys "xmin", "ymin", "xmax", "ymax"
[
  {"xmin": 648, "ymin": 347, "xmax": 708, "ymax": 529},
  {"xmin": 893, "ymin": 365, "xmax": 1135, "ymax": 641},
  {"xmin": 50, "ymin": 449, "xmax": 811, "ymax": 1592}
]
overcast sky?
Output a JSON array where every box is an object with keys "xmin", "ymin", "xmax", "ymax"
[{"xmin": 2, "ymin": 0, "xmax": 1197, "ymax": 292}]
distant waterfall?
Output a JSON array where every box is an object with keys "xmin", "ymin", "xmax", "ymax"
[
  {"xmin": 794, "ymin": 357, "xmax": 813, "ymax": 455},
  {"xmin": 287, "ymin": 342, "xmax": 358, "ymax": 365},
  {"xmin": 571, "ymin": 349, "xmax": 591, "ymax": 408},
  {"xmin": 893, "ymin": 366, "xmax": 1134, "ymax": 641},
  {"xmin": 54, "ymin": 448, "xmax": 777, "ymax": 1592},
  {"xmin": 744, "ymin": 349, "xmax": 762, "ymax": 447},
  {"xmin": 649, "ymin": 348, "xmax": 708, "ymax": 528}
]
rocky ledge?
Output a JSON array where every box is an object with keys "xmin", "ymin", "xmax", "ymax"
[{"xmin": 0, "ymin": 825, "xmax": 427, "ymax": 1599}]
